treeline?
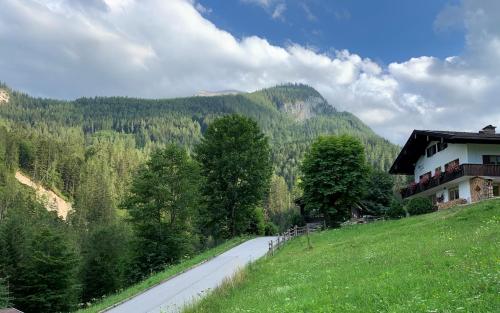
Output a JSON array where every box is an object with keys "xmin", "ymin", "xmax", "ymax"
[
  {"xmin": 0, "ymin": 83, "xmax": 399, "ymax": 187},
  {"xmin": 0, "ymin": 115, "xmax": 292, "ymax": 312},
  {"xmin": 0, "ymin": 83, "xmax": 401, "ymax": 311}
]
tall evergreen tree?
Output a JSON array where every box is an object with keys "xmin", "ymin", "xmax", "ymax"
[
  {"xmin": 0, "ymin": 277, "xmax": 9, "ymax": 308},
  {"xmin": 16, "ymin": 227, "xmax": 80, "ymax": 313},
  {"xmin": 123, "ymin": 145, "xmax": 201, "ymax": 275},
  {"xmin": 80, "ymin": 222, "xmax": 132, "ymax": 301},
  {"xmin": 196, "ymin": 115, "xmax": 272, "ymax": 238},
  {"xmin": 361, "ymin": 169, "xmax": 394, "ymax": 216},
  {"xmin": 266, "ymin": 175, "xmax": 296, "ymax": 231}
]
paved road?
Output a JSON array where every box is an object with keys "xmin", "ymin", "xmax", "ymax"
[{"xmin": 106, "ymin": 237, "xmax": 275, "ymax": 313}]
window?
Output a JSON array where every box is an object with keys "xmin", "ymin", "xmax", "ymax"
[
  {"xmin": 426, "ymin": 145, "xmax": 437, "ymax": 157},
  {"xmin": 449, "ymin": 187, "xmax": 460, "ymax": 201},
  {"xmin": 483, "ymin": 155, "xmax": 500, "ymax": 165},
  {"xmin": 437, "ymin": 142, "xmax": 448, "ymax": 152},
  {"xmin": 493, "ymin": 184, "xmax": 500, "ymax": 197}
]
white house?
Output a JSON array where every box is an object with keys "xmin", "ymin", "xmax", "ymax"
[{"xmin": 390, "ymin": 125, "xmax": 500, "ymax": 207}]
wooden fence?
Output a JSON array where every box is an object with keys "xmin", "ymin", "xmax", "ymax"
[{"xmin": 267, "ymin": 222, "xmax": 324, "ymax": 256}]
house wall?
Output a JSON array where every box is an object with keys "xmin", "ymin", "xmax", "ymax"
[
  {"xmin": 436, "ymin": 188, "xmax": 448, "ymax": 202},
  {"xmin": 413, "ymin": 179, "xmax": 471, "ymax": 204},
  {"xmin": 459, "ymin": 180, "xmax": 472, "ymax": 202},
  {"xmin": 466, "ymin": 144, "xmax": 500, "ymax": 163},
  {"xmin": 414, "ymin": 142, "xmax": 468, "ymax": 182}
]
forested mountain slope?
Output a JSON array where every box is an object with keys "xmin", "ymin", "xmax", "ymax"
[
  {"xmin": 0, "ymin": 83, "xmax": 398, "ymax": 191},
  {"xmin": 0, "ymin": 82, "xmax": 399, "ymax": 312}
]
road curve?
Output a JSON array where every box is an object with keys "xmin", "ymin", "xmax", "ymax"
[{"xmin": 105, "ymin": 236, "xmax": 276, "ymax": 313}]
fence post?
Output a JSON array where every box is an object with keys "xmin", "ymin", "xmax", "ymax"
[
  {"xmin": 294, "ymin": 225, "xmax": 298, "ymax": 237},
  {"xmin": 306, "ymin": 224, "xmax": 312, "ymax": 249},
  {"xmin": 269, "ymin": 240, "xmax": 273, "ymax": 256}
]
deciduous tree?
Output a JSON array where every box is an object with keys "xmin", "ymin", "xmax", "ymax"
[
  {"xmin": 300, "ymin": 135, "xmax": 368, "ymax": 226},
  {"xmin": 196, "ymin": 115, "xmax": 272, "ymax": 238}
]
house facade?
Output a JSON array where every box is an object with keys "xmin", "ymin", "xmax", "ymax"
[{"xmin": 390, "ymin": 125, "xmax": 500, "ymax": 207}]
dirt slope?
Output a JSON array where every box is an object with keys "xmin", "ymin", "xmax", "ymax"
[
  {"xmin": 0, "ymin": 89, "xmax": 9, "ymax": 104},
  {"xmin": 15, "ymin": 171, "xmax": 71, "ymax": 219}
]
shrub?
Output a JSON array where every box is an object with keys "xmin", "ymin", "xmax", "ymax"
[
  {"xmin": 247, "ymin": 207, "xmax": 266, "ymax": 236},
  {"xmin": 386, "ymin": 199, "xmax": 406, "ymax": 219},
  {"xmin": 264, "ymin": 222, "xmax": 279, "ymax": 236},
  {"xmin": 405, "ymin": 197, "xmax": 435, "ymax": 216}
]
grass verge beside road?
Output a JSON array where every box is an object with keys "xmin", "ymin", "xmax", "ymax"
[
  {"xmin": 185, "ymin": 200, "xmax": 500, "ymax": 313},
  {"xmin": 76, "ymin": 236, "xmax": 250, "ymax": 313}
]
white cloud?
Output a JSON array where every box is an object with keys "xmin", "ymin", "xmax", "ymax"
[
  {"xmin": 0, "ymin": 0, "xmax": 499, "ymax": 144},
  {"xmin": 241, "ymin": 0, "xmax": 275, "ymax": 8},
  {"xmin": 434, "ymin": 3, "xmax": 464, "ymax": 33},
  {"xmin": 242, "ymin": 0, "xmax": 286, "ymax": 20},
  {"xmin": 271, "ymin": 3, "xmax": 286, "ymax": 20}
]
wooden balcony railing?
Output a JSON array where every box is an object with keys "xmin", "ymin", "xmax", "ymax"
[{"xmin": 401, "ymin": 164, "xmax": 500, "ymax": 198}]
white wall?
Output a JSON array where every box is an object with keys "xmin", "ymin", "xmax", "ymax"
[
  {"xmin": 458, "ymin": 180, "xmax": 471, "ymax": 203},
  {"xmin": 467, "ymin": 144, "xmax": 500, "ymax": 164},
  {"xmin": 414, "ymin": 142, "xmax": 468, "ymax": 182},
  {"xmin": 436, "ymin": 188, "xmax": 448, "ymax": 202}
]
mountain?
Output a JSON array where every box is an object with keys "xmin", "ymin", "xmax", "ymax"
[
  {"xmin": 0, "ymin": 83, "xmax": 399, "ymax": 191},
  {"xmin": 195, "ymin": 90, "xmax": 244, "ymax": 97}
]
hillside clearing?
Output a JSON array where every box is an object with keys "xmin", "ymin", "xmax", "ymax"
[
  {"xmin": 0, "ymin": 89, "xmax": 8, "ymax": 104},
  {"xmin": 15, "ymin": 171, "xmax": 71, "ymax": 219},
  {"xmin": 185, "ymin": 200, "xmax": 500, "ymax": 313}
]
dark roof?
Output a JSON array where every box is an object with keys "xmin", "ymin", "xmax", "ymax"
[{"xmin": 389, "ymin": 129, "xmax": 500, "ymax": 175}]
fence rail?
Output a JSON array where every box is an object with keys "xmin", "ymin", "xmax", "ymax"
[{"xmin": 268, "ymin": 222, "xmax": 324, "ymax": 256}]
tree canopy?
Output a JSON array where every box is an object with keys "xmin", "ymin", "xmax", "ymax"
[
  {"xmin": 196, "ymin": 115, "xmax": 272, "ymax": 238},
  {"xmin": 300, "ymin": 135, "xmax": 368, "ymax": 226},
  {"xmin": 123, "ymin": 145, "xmax": 201, "ymax": 274}
]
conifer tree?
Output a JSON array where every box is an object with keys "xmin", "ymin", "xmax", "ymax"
[{"xmin": 124, "ymin": 145, "xmax": 201, "ymax": 274}]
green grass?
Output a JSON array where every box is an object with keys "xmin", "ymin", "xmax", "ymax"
[
  {"xmin": 76, "ymin": 236, "xmax": 250, "ymax": 313},
  {"xmin": 185, "ymin": 200, "xmax": 500, "ymax": 313}
]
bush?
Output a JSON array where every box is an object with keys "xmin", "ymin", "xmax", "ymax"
[
  {"xmin": 386, "ymin": 199, "xmax": 406, "ymax": 218},
  {"xmin": 405, "ymin": 197, "xmax": 435, "ymax": 216},
  {"xmin": 247, "ymin": 207, "xmax": 266, "ymax": 236},
  {"xmin": 264, "ymin": 222, "xmax": 279, "ymax": 235}
]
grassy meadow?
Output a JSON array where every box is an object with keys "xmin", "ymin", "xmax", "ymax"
[
  {"xmin": 76, "ymin": 236, "xmax": 250, "ymax": 313},
  {"xmin": 185, "ymin": 200, "xmax": 500, "ymax": 313}
]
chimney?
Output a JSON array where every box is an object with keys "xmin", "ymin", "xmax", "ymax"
[{"xmin": 479, "ymin": 125, "xmax": 496, "ymax": 135}]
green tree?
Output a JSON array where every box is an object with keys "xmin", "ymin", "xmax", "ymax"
[
  {"xmin": 16, "ymin": 227, "xmax": 80, "ymax": 313},
  {"xmin": 73, "ymin": 157, "xmax": 117, "ymax": 227},
  {"xmin": 123, "ymin": 145, "xmax": 200, "ymax": 275},
  {"xmin": 405, "ymin": 197, "xmax": 434, "ymax": 216},
  {"xmin": 80, "ymin": 222, "xmax": 132, "ymax": 301},
  {"xmin": 196, "ymin": 115, "xmax": 272, "ymax": 238},
  {"xmin": 361, "ymin": 169, "xmax": 394, "ymax": 216},
  {"xmin": 0, "ymin": 277, "xmax": 10, "ymax": 308},
  {"xmin": 300, "ymin": 135, "xmax": 368, "ymax": 226},
  {"xmin": 266, "ymin": 175, "xmax": 298, "ymax": 231}
]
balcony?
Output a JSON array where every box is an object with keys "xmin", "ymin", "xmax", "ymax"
[{"xmin": 401, "ymin": 164, "xmax": 500, "ymax": 198}]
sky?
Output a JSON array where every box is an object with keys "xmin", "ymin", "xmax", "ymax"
[{"xmin": 0, "ymin": 0, "xmax": 499, "ymax": 144}]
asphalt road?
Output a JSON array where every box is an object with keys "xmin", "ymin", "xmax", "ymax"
[{"xmin": 105, "ymin": 237, "xmax": 276, "ymax": 313}]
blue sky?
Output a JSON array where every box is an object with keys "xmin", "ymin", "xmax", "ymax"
[
  {"xmin": 1, "ymin": 0, "xmax": 499, "ymax": 143},
  {"xmin": 201, "ymin": 0, "xmax": 464, "ymax": 64}
]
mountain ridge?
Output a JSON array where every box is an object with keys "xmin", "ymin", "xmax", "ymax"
[{"xmin": 0, "ymin": 82, "xmax": 399, "ymax": 188}]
